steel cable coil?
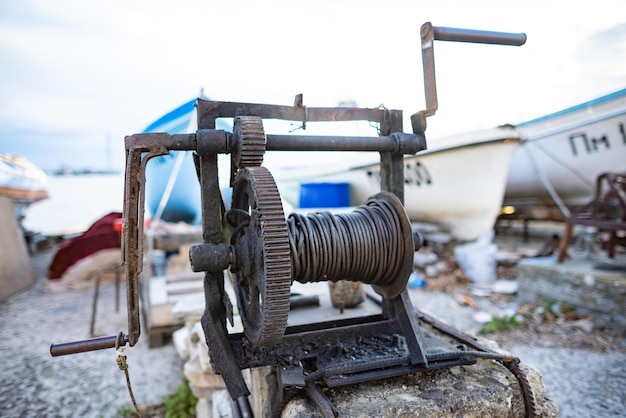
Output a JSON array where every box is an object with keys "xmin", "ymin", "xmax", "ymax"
[{"xmin": 287, "ymin": 196, "xmax": 407, "ymax": 287}]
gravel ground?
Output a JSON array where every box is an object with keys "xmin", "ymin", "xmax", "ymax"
[
  {"xmin": 0, "ymin": 244, "xmax": 184, "ymax": 418},
  {"xmin": 510, "ymin": 346, "xmax": 626, "ymax": 418},
  {"xmin": 2, "ymin": 225, "xmax": 625, "ymax": 418},
  {"xmin": 407, "ymin": 221, "xmax": 626, "ymax": 418},
  {"xmin": 409, "ymin": 288, "xmax": 626, "ymax": 418}
]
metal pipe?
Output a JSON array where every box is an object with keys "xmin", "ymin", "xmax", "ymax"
[
  {"xmin": 265, "ymin": 132, "xmax": 426, "ymax": 154},
  {"xmin": 235, "ymin": 396, "xmax": 253, "ymax": 418},
  {"xmin": 129, "ymin": 131, "xmax": 428, "ymax": 155},
  {"xmin": 50, "ymin": 334, "xmax": 126, "ymax": 357},
  {"xmin": 432, "ymin": 25, "xmax": 527, "ymax": 46}
]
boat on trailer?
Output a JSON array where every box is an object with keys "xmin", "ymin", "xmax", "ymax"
[
  {"xmin": 504, "ymin": 88, "xmax": 626, "ymax": 217},
  {"xmin": 277, "ymin": 125, "xmax": 522, "ymax": 242},
  {"xmin": 140, "ymin": 23, "xmax": 530, "ymax": 242}
]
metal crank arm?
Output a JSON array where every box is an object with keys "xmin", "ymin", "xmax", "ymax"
[{"xmin": 413, "ymin": 22, "xmax": 527, "ymax": 133}]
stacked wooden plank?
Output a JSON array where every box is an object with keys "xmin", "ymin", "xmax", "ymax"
[{"xmin": 144, "ymin": 271, "xmax": 205, "ymax": 347}]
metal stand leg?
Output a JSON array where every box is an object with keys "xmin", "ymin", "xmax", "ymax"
[
  {"xmin": 557, "ymin": 224, "xmax": 573, "ymax": 263},
  {"xmin": 90, "ymin": 273, "xmax": 102, "ymax": 337},
  {"xmin": 115, "ymin": 265, "xmax": 120, "ymax": 312},
  {"xmin": 90, "ymin": 264, "xmax": 122, "ymax": 336}
]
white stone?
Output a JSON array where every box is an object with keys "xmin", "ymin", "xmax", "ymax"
[
  {"xmin": 492, "ymin": 280, "xmax": 519, "ymax": 295},
  {"xmin": 173, "ymin": 326, "xmax": 190, "ymax": 359},
  {"xmin": 473, "ymin": 311, "xmax": 493, "ymax": 323}
]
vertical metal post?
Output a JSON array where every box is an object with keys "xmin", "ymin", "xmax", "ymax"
[
  {"xmin": 379, "ymin": 109, "xmax": 405, "ymax": 202},
  {"xmin": 197, "ymin": 114, "xmax": 252, "ymax": 406},
  {"xmin": 378, "ymin": 108, "xmax": 428, "ymax": 366}
]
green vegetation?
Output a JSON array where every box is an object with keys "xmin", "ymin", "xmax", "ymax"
[
  {"xmin": 114, "ymin": 404, "xmax": 140, "ymax": 417},
  {"xmin": 479, "ymin": 314, "xmax": 524, "ymax": 334},
  {"xmin": 478, "ymin": 298, "xmax": 580, "ymax": 335},
  {"xmin": 114, "ymin": 378, "xmax": 197, "ymax": 418},
  {"xmin": 541, "ymin": 299, "xmax": 575, "ymax": 319},
  {"xmin": 163, "ymin": 379, "xmax": 198, "ymax": 418},
  {"xmin": 116, "ymin": 405, "xmax": 136, "ymax": 418}
]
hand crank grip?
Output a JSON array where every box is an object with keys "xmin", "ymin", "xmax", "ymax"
[
  {"xmin": 430, "ymin": 24, "xmax": 527, "ymax": 46},
  {"xmin": 50, "ymin": 333, "xmax": 128, "ymax": 357}
]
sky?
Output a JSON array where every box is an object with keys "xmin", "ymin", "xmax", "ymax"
[{"xmin": 0, "ymin": 0, "xmax": 625, "ymax": 172}]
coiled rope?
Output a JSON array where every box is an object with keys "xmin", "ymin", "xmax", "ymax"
[{"xmin": 287, "ymin": 197, "xmax": 406, "ymax": 287}]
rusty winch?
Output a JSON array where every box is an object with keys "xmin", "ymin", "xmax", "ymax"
[{"xmin": 51, "ymin": 23, "xmax": 536, "ymax": 417}]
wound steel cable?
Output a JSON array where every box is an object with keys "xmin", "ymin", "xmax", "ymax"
[{"xmin": 287, "ymin": 196, "xmax": 407, "ymax": 287}]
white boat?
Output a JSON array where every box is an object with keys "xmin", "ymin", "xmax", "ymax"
[
  {"xmin": 275, "ymin": 125, "xmax": 523, "ymax": 241},
  {"xmin": 139, "ymin": 97, "xmax": 525, "ymax": 242},
  {"xmin": 0, "ymin": 154, "xmax": 49, "ymax": 220},
  {"xmin": 504, "ymin": 88, "xmax": 626, "ymax": 216}
]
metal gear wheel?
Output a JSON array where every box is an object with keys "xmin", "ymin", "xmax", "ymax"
[
  {"xmin": 232, "ymin": 116, "xmax": 266, "ymax": 170},
  {"xmin": 230, "ymin": 166, "xmax": 292, "ymax": 347}
]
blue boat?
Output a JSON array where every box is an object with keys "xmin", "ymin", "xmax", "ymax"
[{"xmin": 143, "ymin": 96, "xmax": 230, "ymax": 225}]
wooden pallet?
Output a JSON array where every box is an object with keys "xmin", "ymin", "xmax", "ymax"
[{"xmin": 144, "ymin": 272, "xmax": 205, "ymax": 347}]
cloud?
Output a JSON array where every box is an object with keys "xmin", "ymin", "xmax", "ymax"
[
  {"xmin": 1, "ymin": 0, "xmax": 625, "ymax": 172},
  {"xmin": 574, "ymin": 23, "xmax": 626, "ymax": 95}
]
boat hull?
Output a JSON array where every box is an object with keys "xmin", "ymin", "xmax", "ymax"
[
  {"xmin": 277, "ymin": 127, "xmax": 522, "ymax": 241},
  {"xmin": 143, "ymin": 97, "xmax": 229, "ymax": 225},
  {"xmin": 504, "ymin": 88, "xmax": 626, "ymax": 210},
  {"xmin": 0, "ymin": 154, "xmax": 49, "ymax": 204},
  {"xmin": 0, "ymin": 154, "xmax": 49, "ymax": 221},
  {"xmin": 145, "ymin": 152, "xmax": 202, "ymax": 224}
]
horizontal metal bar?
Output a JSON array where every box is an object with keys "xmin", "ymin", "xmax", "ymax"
[
  {"xmin": 197, "ymin": 99, "xmax": 389, "ymax": 124},
  {"xmin": 124, "ymin": 132, "xmax": 197, "ymax": 152},
  {"xmin": 127, "ymin": 130, "xmax": 426, "ymax": 156},
  {"xmin": 266, "ymin": 132, "xmax": 426, "ymax": 154},
  {"xmin": 433, "ymin": 25, "xmax": 526, "ymax": 46},
  {"xmin": 50, "ymin": 334, "xmax": 126, "ymax": 357}
]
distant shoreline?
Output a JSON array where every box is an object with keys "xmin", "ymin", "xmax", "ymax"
[{"xmin": 47, "ymin": 169, "xmax": 123, "ymax": 177}]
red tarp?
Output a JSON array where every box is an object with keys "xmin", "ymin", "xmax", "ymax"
[{"xmin": 47, "ymin": 212, "xmax": 122, "ymax": 280}]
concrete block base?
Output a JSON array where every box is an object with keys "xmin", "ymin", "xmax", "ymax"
[
  {"xmin": 249, "ymin": 349, "xmax": 557, "ymax": 417},
  {"xmin": 518, "ymin": 256, "xmax": 626, "ymax": 330}
]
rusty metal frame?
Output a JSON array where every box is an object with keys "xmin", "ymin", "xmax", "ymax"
[
  {"xmin": 116, "ymin": 101, "xmax": 425, "ymax": 351},
  {"xmin": 557, "ymin": 171, "xmax": 626, "ymax": 262},
  {"xmin": 49, "ymin": 20, "xmax": 533, "ymax": 418}
]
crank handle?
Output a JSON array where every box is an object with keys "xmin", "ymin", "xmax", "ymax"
[
  {"xmin": 414, "ymin": 21, "xmax": 526, "ymax": 133},
  {"xmin": 429, "ymin": 24, "xmax": 526, "ymax": 46},
  {"xmin": 50, "ymin": 333, "xmax": 128, "ymax": 357}
]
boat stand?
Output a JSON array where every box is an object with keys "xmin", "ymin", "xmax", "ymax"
[{"xmin": 557, "ymin": 171, "xmax": 626, "ymax": 262}]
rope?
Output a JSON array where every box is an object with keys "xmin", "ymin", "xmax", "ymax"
[
  {"xmin": 115, "ymin": 331, "xmax": 142, "ymax": 416},
  {"xmin": 525, "ymin": 144, "xmax": 571, "ymax": 218},
  {"xmin": 287, "ymin": 197, "xmax": 405, "ymax": 286}
]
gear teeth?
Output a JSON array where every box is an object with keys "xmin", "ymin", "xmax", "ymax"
[
  {"xmin": 503, "ymin": 359, "xmax": 537, "ymax": 418},
  {"xmin": 234, "ymin": 116, "xmax": 266, "ymax": 168},
  {"xmin": 233, "ymin": 166, "xmax": 292, "ymax": 347}
]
